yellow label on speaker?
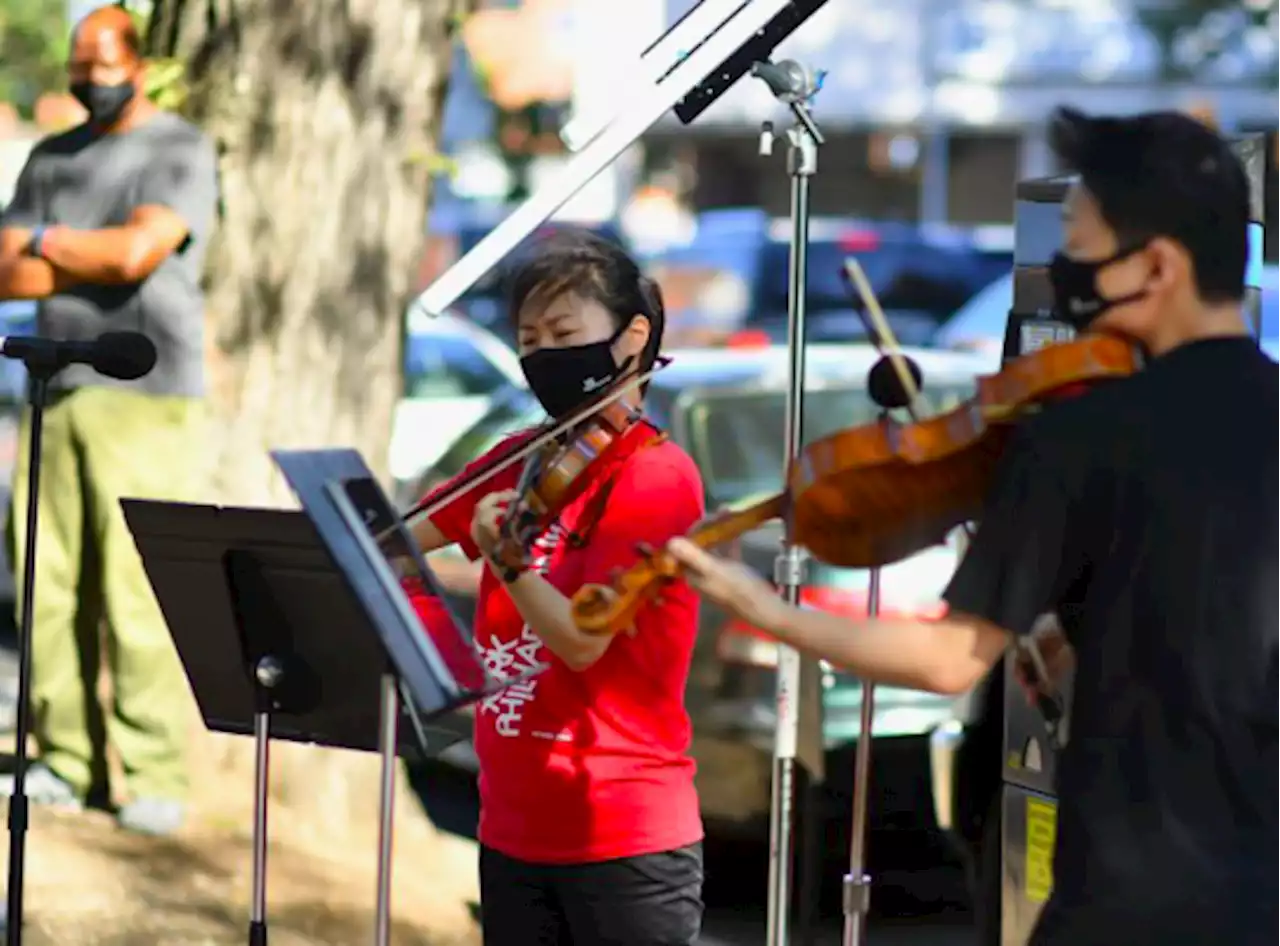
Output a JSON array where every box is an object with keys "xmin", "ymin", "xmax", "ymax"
[{"xmin": 1025, "ymin": 796, "xmax": 1057, "ymax": 904}]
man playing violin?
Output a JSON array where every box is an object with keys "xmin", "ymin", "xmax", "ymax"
[
  {"xmin": 408, "ymin": 230, "xmax": 706, "ymax": 945},
  {"xmin": 667, "ymin": 108, "xmax": 1277, "ymax": 946}
]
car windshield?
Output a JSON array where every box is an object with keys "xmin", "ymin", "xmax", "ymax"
[{"xmin": 683, "ymin": 382, "xmax": 974, "ymax": 505}]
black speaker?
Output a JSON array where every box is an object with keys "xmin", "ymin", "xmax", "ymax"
[{"xmin": 1001, "ymin": 175, "xmax": 1077, "ymax": 365}]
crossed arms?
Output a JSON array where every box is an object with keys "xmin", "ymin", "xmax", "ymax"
[{"xmin": 0, "ymin": 207, "xmax": 192, "ymax": 301}]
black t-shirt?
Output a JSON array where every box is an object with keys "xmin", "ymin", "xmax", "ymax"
[{"xmin": 945, "ymin": 336, "xmax": 1279, "ymax": 946}]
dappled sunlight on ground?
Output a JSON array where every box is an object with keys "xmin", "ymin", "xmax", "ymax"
[{"xmin": 4, "ymin": 800, "xmax": 480, "ymax": 945}]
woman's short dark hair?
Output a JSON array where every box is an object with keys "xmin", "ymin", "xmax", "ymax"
[
  {"xmin": 1049, "ymin": 106, "xmax": 1249, "ymax": 304},
  {"xmin": 506, "ymin": 228, "xmax": 665, "ymax": 387}
]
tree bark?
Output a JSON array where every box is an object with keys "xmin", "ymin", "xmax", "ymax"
[
  {"xmin": 147, "ymin": 0, "xmax": 463, "ymax": 500},
  {"xmin": 143, "ymin": 0, "xmax": 474, "ymax": 874}
]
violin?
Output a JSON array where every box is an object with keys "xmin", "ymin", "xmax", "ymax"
[
  {"xmin": 571, "ymin": 332, "xmax": 1140, "ymax": 637},
  {"xmin": 489, "ymin": 398, "xmax": 662, "ymax": 576}
]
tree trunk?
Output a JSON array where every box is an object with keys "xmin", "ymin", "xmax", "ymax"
[
  {"xmin": 143, "ymin": 0, "xmax": 474, "ymax": 885},
  {"xmin": 147, "ymin": 0, "xmax": 463, "ymax": 500}
]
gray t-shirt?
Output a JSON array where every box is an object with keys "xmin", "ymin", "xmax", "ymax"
[{"xmin": 2, "ymin": 112, "xmax": 218, "ymax": 396}]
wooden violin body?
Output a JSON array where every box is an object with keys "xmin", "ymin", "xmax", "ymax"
[
  {"xmin": 791, "ymin": 333, "xmax": 1136, "ymax": 568},
  {"xmin": 493, "ymin": 400, "xmax": 650, "ymax": 573},
  {"xmin": 571, "ymin": 334, "xmax": 1140, "ymax": 637}
]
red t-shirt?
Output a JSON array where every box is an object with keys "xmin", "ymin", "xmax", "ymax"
[{"xmin": 408, "ymin": 423, "xmax": 706, "ymax": 864}]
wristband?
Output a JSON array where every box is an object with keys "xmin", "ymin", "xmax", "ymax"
[
  {"xmin": 498, "ymin": 562, "xmax": 528, "ymax": 585},
  {"xmin": 26, "ymin": 225, "xmax": 47, "ymax": 259}
]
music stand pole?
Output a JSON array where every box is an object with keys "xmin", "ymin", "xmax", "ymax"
[
  {"xmin": 6, "ymin": 363, "xmax": 60, "ymax": 946},
  {"xmin": 249, "ymin": 656, "xmax": 284, "ymax": 946},
  {"xmin": 374, "ymin": 669, "xmax": 400, "ymax": 946},
  {"xmin": 842, "ymin": 567, "xmax": 879, "ymax": 946},
  {"xmin": 755, "ymin": 59, "xmax": 825, "ymax": 946}
]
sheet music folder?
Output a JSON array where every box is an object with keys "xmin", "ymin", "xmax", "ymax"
[{"xmin": 123, "ymin": 451, "xmax": 514, "ymax": 754}]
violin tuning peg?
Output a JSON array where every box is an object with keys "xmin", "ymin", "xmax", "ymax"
[
  {"xmin": 608, "ymin": 566, "xmax": 624, "ymax": 582},
  {"xmin": 634, "ymin": 541, "xmax": 655, "ymax": 559}
]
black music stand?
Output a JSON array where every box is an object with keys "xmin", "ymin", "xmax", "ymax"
[{"xmin": 123, "ymin": 456, "xmax": 519, "ymax": 946}]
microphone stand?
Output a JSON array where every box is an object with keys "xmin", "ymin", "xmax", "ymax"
[
  {"xmin": 6, "ymin": 353, "xmax": 61, "ymax": 945},
  {"xmin": 842, "ymin": 553, "xmax": 880, "ymax": 946},
  {"xmin": 837, "ymin": 261, "xmax": 936, "ymax": 946},
  {"xmin": 754, "ymin": 58, "xmax": 825, "ymax": 946}
]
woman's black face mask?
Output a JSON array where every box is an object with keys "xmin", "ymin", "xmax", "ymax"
[
  {"xmin": 519, "ymin": 327, "xmax": 636, "ymax": 420},
  {"xmin": 1048, "ymin": 242, "xmax": 1150, "ymax": 332}
]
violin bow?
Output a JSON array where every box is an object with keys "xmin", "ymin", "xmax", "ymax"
[
  {"xmin": 842, "ymin": 258, "xmax": 927, "ymax": 422},
  {"xmin": 390, "ymin": 356, "xmax": 674, "ymax": 544}
]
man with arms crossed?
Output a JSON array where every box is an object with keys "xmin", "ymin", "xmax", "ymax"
[{"xmin": 0, "ymin": 5, "xmax": 218, "ymax": 836}]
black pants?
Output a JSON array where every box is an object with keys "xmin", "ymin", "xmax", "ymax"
[{"xmin": 479, "ymin": 844, "xmax": 704, "ymax": 946}]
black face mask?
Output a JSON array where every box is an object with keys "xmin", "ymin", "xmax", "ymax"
[
  {"xmin": 70, "ymin": 80, "xmax": 136, "ymax": 128},
  {"xmin": 520, "ymin": 334, "xmax": 631, "ymax": 420},
  {"xmin": 1048, "ymin": 243, "xmax": 1149, "ymax": 332}
]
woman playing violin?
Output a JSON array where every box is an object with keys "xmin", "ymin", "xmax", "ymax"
[
  {"xmin": 667, "ymin": 108, "xmax": 1278, "ymax": 946},
  {"xmin": 409, "ymin": 230, "xmax": 706, "ymax": 945}
]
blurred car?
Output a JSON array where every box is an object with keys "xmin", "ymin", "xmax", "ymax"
[
  {"xmin": 404, "ymin": 342, "xmax": 1001, "ymax": 858},
  {"xmin": 742, "ymin": 219, "xmax": 1012, "ymax": 347},
  {"xmin": 389, "ymin": 312, "xmax": 525, "ymax": 507},
  {"xmin": 0, "ymin": 301, "xmax": 34, "ymax": 616},
  {"xmin": 647, "ymin": 214, "xmax": 1012, "ymax": 348}
]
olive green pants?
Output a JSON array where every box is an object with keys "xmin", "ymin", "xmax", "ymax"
[{"xmin": 8, "ymin": 386, "xmax": 206, "ymax": 801}]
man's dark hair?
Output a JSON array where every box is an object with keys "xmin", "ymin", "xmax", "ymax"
[
  {"xmin": 1049, "ymin": 107, "xmax": 1249, "ymax": 304},
  {"xmin": 506, "ymin": 228, "xmax": 665, "ymax": 389}
]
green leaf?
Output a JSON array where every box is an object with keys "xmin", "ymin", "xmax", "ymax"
[{"xmin": 144, "ymin": 56, "xmax": 189, "ymax": 109}]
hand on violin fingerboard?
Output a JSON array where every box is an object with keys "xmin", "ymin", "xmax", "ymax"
[
  {"xmin": 1014, "ymin": 618, "xmax": 1075, "ymax": 703},
  {"xmin": 665, "ymin": 538, "xmax": 784, "ymax": 632}
]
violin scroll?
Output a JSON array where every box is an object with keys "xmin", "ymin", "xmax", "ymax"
[
  {"xmin": 573, "ymin": 541, "xmax": 676, "ymax": 637},
  {"xmin": 571, "ymin": 495, "xmax": 788, "ymax": 637}
]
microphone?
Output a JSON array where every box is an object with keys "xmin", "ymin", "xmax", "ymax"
[
  {"xmin": 866, "ymin": 354, "xmax": 924, "ymax": 411},
  {"xmin": 0, "ymin": 331, "xmax": 158, "ymax": 381}
]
